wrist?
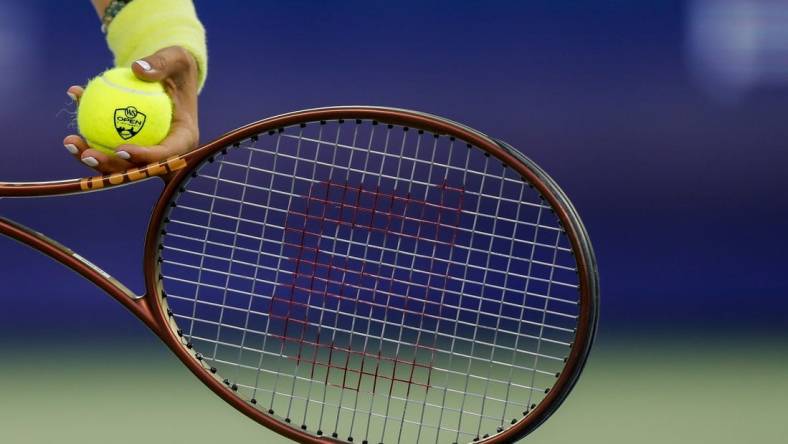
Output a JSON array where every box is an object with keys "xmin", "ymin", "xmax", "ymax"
[
  {"xmin": 101, "ymin": 0, "xmax": 134, "ymax": 34},
  {"xmin": 106, "ymin": 0, "xmax": 208, "ymax": 91}
]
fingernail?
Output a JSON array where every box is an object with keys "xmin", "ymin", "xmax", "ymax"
[
  {"xmin": 67, "ymin": 92, "xmax": 77, "ymax": 102},
  {"xmin": 135, "ymin": 60, "xmax": 152, "ymax": 71},
  {"xmin": 116, "ymin": 150, "xmax": 131, "ymax": 160},
  {"xmin": 82, "ymin": 157, "xmax": 99, "ymax": 167},
  {"xmin": 64, "ymin": 144, "xmax": 78, "ymax": 154}
]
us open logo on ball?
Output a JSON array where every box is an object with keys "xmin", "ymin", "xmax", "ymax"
[{"xmin": 114, "ymin": 106, "xmax": 147, "ymax": 140}]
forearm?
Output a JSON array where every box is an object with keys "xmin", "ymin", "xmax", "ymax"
[{"xmin": 90, "ymin": 0, "xmax": 111, "ymax": 19}]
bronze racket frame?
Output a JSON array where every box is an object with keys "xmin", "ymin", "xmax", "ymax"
[{"xmin": 0, "ymin": 106, "xmax": 599, "ymax": 443}]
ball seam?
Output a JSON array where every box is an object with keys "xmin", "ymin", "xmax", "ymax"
[{"xmin": 99, "ymin": 75, "xmax": 167, "ymax": 96}]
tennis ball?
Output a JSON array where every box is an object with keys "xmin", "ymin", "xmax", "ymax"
[{"xmin": 77, "ymin": 67, "xmax": 172, "ymax": 155}]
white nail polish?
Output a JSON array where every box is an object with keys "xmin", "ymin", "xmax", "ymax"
[
  {"xmin": 82, "ymin": 157, "xmax": 99, "ymax": 167},
  {"xmin": 64, "ymin": 144, "xmax": 78, "ymax": 154},
  {"xmin": 135, "ymin": 60, "xmax": 152, "ymax": 71},
  {"xmin": 67, "ymin": 92, "xmax": 77, "ymax": 102},
  {"xmin": 116, "ymin": 151, "xmax": 131, "ymax": 160}
]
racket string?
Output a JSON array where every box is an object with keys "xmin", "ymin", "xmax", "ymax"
[
  {"xmin": 176, "ymin": 178, "xmax": 572, "ymax": 256},
  {"xmin": 160, "ymin": 119, "xmax": 581, "ymax": 442},
  {"xmin": 162, "ymin": 262, "xmax": 576, "ymax": 345},
  {"xmin": 164, "ymin": 209, "xmax": 579, "ymax": 292}
]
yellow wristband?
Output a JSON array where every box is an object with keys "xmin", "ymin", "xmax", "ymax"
[{"xmin": 106, "ymin": 0, "xmax": 208, "ymax": 92}]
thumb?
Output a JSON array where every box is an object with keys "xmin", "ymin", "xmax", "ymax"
[{"xmin": 131, "ymin": 53, "xmax": 172, "ymax": 82}]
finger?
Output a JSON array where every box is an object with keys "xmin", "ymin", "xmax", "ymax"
[
  {"xmin": 115, "ymin": 124, "xmax": 196, "ymax": 165},
  {"xmin": 113, "ymin": 144, "xmax": 168, "ymax": 165},
  {"xmin": 67, "ymin": 85, "xmax": 84, "ymax": 104},
  {"xmin": 79, "ymin": 148, "xmax": 133, "ymax": 174},
  {"xmin": 63, "ymin": 134, "xmax": 90, "ymax": 158},
  {"xmin": 131, "ymin": 46, "xmax": 194, "ymax": 83},
  {"xmin": 114, "ymin": 142, "xmax": 184, "ymax": 165}
]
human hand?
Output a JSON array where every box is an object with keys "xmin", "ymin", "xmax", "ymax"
[{"xmin": 64, "ymin": 46, "xmax": 200, "ymax": 174}]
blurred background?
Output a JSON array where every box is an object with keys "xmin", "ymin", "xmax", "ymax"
[{"xmin": 0, "ymin": 0, "xmax": 786, "ymax": 442}]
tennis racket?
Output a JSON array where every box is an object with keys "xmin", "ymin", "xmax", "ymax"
[{"xmin": 0, "ymin": 106, "xmax": 599, "ymax": 443}]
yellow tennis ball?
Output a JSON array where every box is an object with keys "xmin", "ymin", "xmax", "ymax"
[{"xmin": 77, "ymin": 67, "xmax": 172, "ymax": 155}]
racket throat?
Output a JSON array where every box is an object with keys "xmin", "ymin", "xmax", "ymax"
[{"xmin": 0, "ymin": 217, "xmax": 157, "ymax": 329}]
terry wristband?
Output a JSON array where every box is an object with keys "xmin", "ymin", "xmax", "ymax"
[{"xmin": 106, "ymin": 0, "xmax": 208, "ymax": 92}]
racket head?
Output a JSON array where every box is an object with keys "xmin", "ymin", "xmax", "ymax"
[{"xmin": 142, "ymin": 107, "xmax": 599, "ymax": 443}]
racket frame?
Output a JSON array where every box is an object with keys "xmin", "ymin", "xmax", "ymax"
[{"xmin": 0, "ymin": 106, "xmax": 599, "ymax": 444}]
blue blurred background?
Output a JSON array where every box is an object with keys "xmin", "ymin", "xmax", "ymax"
[{"xmin": 0, "ymin": 1, "xmax": 786, "ymax": 442}]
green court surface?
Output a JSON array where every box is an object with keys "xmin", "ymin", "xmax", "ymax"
[{"xmin": 0, "ymin": 336, "xmax": 785, "ymax": 443}]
